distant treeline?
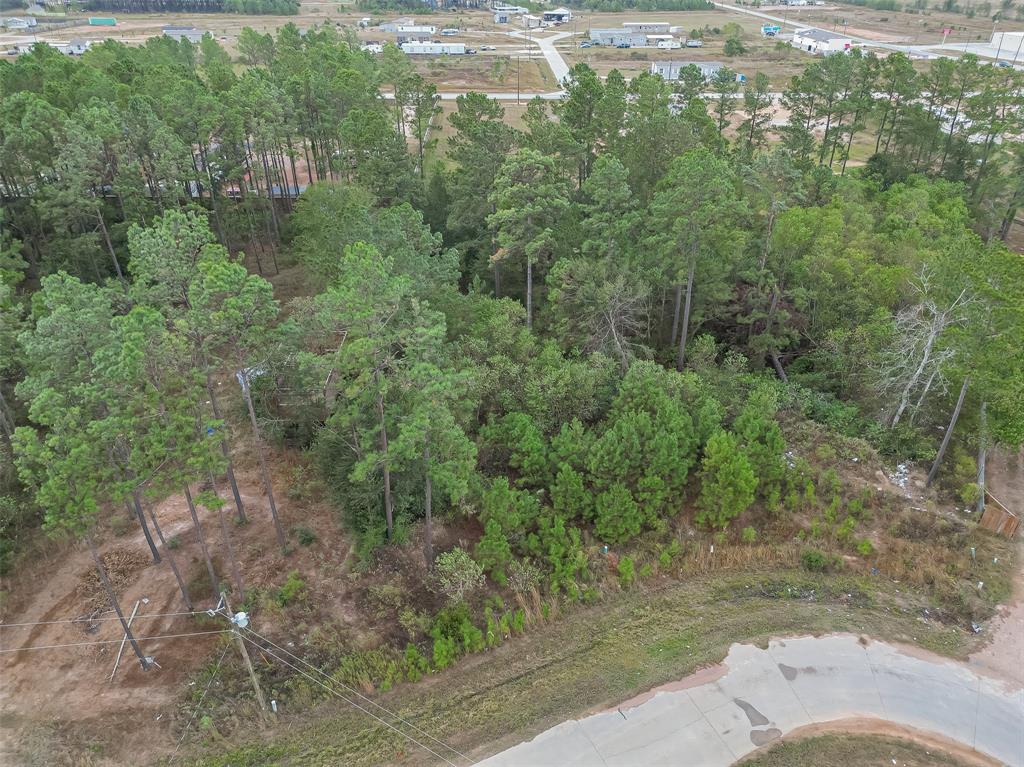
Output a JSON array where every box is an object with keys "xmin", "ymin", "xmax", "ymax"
[
  {"xmin": 73, "ymin": 0, "xmax": 297, "ymax": 13},
  {"xmin": 567, "ymin": 0, "xmax": 712, "ymax": 10}
]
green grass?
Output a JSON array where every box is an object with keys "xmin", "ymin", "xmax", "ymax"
[
  {"xmin": 190, "ymin": 568, "xmax": 977, "ymax": 766},
  {"xmin": 738, "ymin": 732, "xmax": 976, "ymax": 767}
]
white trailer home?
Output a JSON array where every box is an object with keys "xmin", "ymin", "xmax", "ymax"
[
  {"xmin": 400, "ymin": 42, "xmax": 466, "ymax": 54},
  {"xmin": 791, "ymin": 28, "xmax": 853, "ymax": 54}
]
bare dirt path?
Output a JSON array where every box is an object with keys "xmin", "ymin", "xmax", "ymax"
[
  {"xmin": 0, "ymin": 465, "xmax": 348, "ymax": 766},
  {"xmin": 968, "ymin": 448, "xmax": 1024, "ymax": 687}
]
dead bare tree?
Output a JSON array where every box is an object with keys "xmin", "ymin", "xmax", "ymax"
[{"xmin": 873, "ymin": 270, "xmax": 970, "ymax": 428}]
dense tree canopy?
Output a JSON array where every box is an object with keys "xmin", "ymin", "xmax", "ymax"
[{"xmin": 1, "ymin": 28, "xmax": 1022, "ymax": 611}]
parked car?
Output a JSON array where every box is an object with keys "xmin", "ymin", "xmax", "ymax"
[
  {"xmin": 616, "ymin": 42, "xmax": 631, "ymax": 48},
  {"xmin": 685, "ymin": 39, "xmax": 704, "ymax": 47},
  {"xmin": 579, "ymin": 41, "xmax": 592, "ymax": 48},
  {"xmin": 466, "ymin": 48, "xmax": 477, "ymax": 54},
  {"xmin": 480, "ymin": 44, "xmax": 496, "ymax": 50}
]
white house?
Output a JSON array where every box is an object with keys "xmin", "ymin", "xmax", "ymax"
[
  {"xmin": 400, "ymin": 41, "xmax": 465, "ymax": 55},
  {"xmin": 623, "ymin": 21, "xmax": 670, "ymax": 34},
  {"xmin": 3, "ymin": 16, "xmax": 36, "ymax": 29},
  {"xmin": 650, "ymin": 60, "xmax": 724, "ymax": 81},
  {"xmin": 379, "ymin": 17, "xmax": 413, "ymax": 32},
  {"xmin": 589, "ymin": 28, "xmax": 647, "ymax": 47},
  {"xmin": 397, "ymin": 29, "xmax": 433, "ymax": 43},
  {"xmin": 163, "ymin": 25, "xmax": 205, "ymax": 43},
  {"xmin": 494, "ymin": 10, "xmax": 510, "ymax": 22},
  {"xmin": 493, "ymin": 3, "xmax": 528, "ymax": 12},
  {"xmin": 791, "ymin": 28, "xmax": 852, "ymax": 54},
  {"xmin": 542, "ymin": 7, "xmax": 571, "ymax": 22},
  {"xmin": 522, "ymin": 14, "xmax": 542, "ymax": 28}
]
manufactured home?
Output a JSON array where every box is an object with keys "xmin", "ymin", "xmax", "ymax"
[
  {"xmin": 400, "ymin": 41, "xmax": 465, "ymax": 54},
  {"xmin": 791, "ymin": 28, "xmax": 852, "ymax": 54}
]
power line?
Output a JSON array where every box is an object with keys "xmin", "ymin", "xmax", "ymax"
[
  {"xmin": 0, "ymin": 629, "xmax": 231, "ymax": 654},
  {"xmin": 239, "ymin": 635, "xmax": 464, "ymax": 767},
  {"xmin": 0, "ymin": 610, "xmax": 206, "ymax": 629},
  {"xmin": 240, "ymin": 625, "xmax": 470, "ymax": 764},
  {"xmin": 171, "ymin": 642, "xmax": 232, "ymax": 762}
]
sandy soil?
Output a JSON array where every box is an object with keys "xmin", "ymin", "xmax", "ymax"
[
  {"xmin": 967, "ymin": 448, "xmax": 1024, "ymax": 689},
  {"xmin": 0, "ymin": 458, "xmax": 350, "ymax": 765}
]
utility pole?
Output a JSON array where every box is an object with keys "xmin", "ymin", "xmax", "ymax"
[
  {"xmin": 222, "ymin": 592, "xmax": 268, "ymax": 719},
  {"xmin": 89, "ymin": 536, "xmax": 149, "ymax": 672}
]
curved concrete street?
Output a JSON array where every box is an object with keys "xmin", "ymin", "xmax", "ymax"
[{"xmin": 475, "ymin": 633, "xmax": 1024, "ymax": 767}]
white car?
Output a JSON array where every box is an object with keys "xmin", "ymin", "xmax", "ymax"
[{"xmin": 480, "ymin": 44, "xmax": 496, "ymax": 50}]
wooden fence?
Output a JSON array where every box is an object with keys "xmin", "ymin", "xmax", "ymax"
[{"xmin": 979, "ymin": 491, "xmax": 1020, "ymax": 538}]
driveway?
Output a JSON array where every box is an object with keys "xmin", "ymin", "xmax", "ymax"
[
  {"xmin": 475, "ymin": 633, "xmax": 1024, "ymax": 766},
  {"xmin": 507, "ymin": 30, "xmax": 576, "ymax": 86}
]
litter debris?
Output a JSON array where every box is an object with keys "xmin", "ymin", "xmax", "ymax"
[
  {"xmin": 971, "ymin": 622, "xmax": 982, "ymax": 634},
  {"xmin": 888, "ymin": 463, "xmax": 910, "ymax": 488}
]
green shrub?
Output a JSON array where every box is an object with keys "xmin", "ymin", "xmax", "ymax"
[
  {"xmin": 814, "ymin": 443, "xmax": 837, "ymax": 461},
  {"xmin": 276, "ymin": 571, "xmax": 307, "ymax": 607},
  {"xmin": 959, "ymin": 483, "xmax": 982, "ymax": 506},
  {"xmin": 399, "ymin": 608, "xmax": 432, "ymax": 642},
  {"xmin": 332, "ymin": 649, "xmax": 394, "ymax": 692},
  {"xmin": 741, "ymin": 526, "xmax": 757, "ymax": 544},
  {"xmin": 293, "ymin": 525, "xmax": 317, "ymax": 546},
  {"xmin": 638, "ymin": 562, "xmax": 653, "ymax": 579},
  {"xmin": 836, "ymin": 515, "xmax": 857, "ymax": 542},
  {"xmin": 402, "ymin": 644, "xmax": 429, "ymax": 682},
  {"xmin": 594, "ymin": 483, "xmax": 643, "ymax": 543},
  {"xmin": 511, "ymin": 608, "xmax": 526, "ymax": 634},
  {"xmin": 800, "ymin": 548, "xmax": 841, "ymax": 573},
  {"xmin": 435, "ymin": 547, "xmax": 484, "ymax": 603},
  {"xmin": 431, "ymin": 635, "xmax": 457, "ymax": 671},
  {"xmin": 696, "ymin": 431, "xmax": 757, "ymax": 529},
  {"xmin": 856, "ymin": 539, "xmax": 874, "ymax": 556},
  {"xmin": 618, "ymin": 556, "xmax": 635, "ymax": 588}
]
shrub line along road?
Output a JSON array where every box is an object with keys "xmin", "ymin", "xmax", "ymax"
[{"xmin": 475, "ymin": 633, "xmax": 1024, "ymax": 767}]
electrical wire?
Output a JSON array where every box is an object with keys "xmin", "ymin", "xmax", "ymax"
[
  {"xmin": 239, "ymin": 624, "xmax": 470, "ymax": 764},
  {"xmin": 171, "ymin": 642, "xmax": 232, "ymax": 762},
  {"xmin": 239, "ymin": 634, "xmax": 463, "ymax": 767},
  {"xmin": 0, "ymin": 610, "xmax": 207, "ymax": 629},
  {"xmin": 0, "ymin": 629, "xmax": 231, "ymax": 654}
]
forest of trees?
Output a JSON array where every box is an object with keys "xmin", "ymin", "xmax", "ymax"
[
  {"xmin": 53, "ymin": 0, "xmax": 298, "ymax": 15},
  {"xmin": 0, "ymin": 26, "xmax": 1022, "ymax": 609}
]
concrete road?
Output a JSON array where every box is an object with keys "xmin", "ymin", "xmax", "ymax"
[
  {"xmin": 506, "ymin": 29, "xmax": 576, "ymax": 85},
  {"xmin": 475, "ymin": 634, "xmax": 1024, "ymax": 767},
  {"xmin": 710, "ymin": 2, "xmax": 991, "ymax": 61}
]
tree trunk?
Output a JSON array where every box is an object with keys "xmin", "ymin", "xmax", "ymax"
[
  {"xmin": 525, "ymin": 257, "xmax": 533, "ymax": 330},
  {"xmin": 669, "ymin": 283, "xmax": 682, "ymax": 349},
  {"xmin": 205, "ymin": 373, "xmax": 246, "ymax": 524},
  {"xmin": 239, "ymin": 369, "xmax": 286, "ymax": 552},
  {"xmin": 96, "ymin": 211, "xmax": 125, "ymax": 284},
  {"xmin": 209, "ymin": 471, "xmax": 245, "ymax": 600},
  {"xmin": 185, "ymin": 484, "xmax": 219, "ymax": 599},
  {"xmin": 131, "ymin": 491, "xmax": 161, "ymax": 564},
  {"xmin": 676, "ymin": 260, "xmax": 695, "ymax": 372},
  {"xmin": 926, "ymin": 376, "xmax": 969, "ymax": 487},
  {"xmin": 769, "ymin": 350, "xmax": 788, "ymax": 382},
  {"xmin": 143, "ymin": 496, "xmax": 192, "ymax": 611},
  {"xmin": 374, "ymin": 370, "xmax": 395, "ymax": 541},
  {"xmin": 975, "ymin": 400, "xmax": 987, "ymax": 515},
  {"xmin": 88, "ymin": 535, "xmax": 149, "ymax": 671},
  {"xmin": 423, "ymin": 442, "xmax": 433, "ymax": 571}
]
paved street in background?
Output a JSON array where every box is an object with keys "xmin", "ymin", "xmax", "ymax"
[{"xmin": 476, "ymin": 634, "xmax": 1024, "ymax": 767}]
